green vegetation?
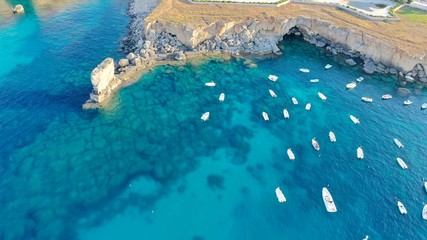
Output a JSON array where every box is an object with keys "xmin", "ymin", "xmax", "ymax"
[{"xmin": 397, "ymin": 6, "xmax": 427, "ymax": 23}]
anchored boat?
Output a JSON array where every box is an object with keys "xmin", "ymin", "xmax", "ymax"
[
  {"xmin": 268, "ymin": 75, "xmax": 278, "ymax": 82},
  {"xmin": 312, "ymin": 138, "xmax": 320, "ymax": 151},
  {"xmin": 287, "ymin": 148, "xmax": 295, "ymax": 160},
  {"xmin": 269, "ymin": 89, "xmax": 277, "ymax": 98},
  {"xmin": 346, "ymin": 82, "xmax": 357, "ymax": 89},
  {"xmin": 421, "ymin": 103, "xmax": 427, "ymax": 110},
  {"xmin": 403, "ymin": 100, "xmax": 413, "ymax": 106},
  {"xmin": 299, "ymin": 68, "xmax": 310, "ymax": 73},
  {"xmin": 292, "ymin": 97, "xmax": 298, "ymax": 105},
  {"xmin": 397, "ymin": 157, "xmax": 408, "ymax": 169},
  {"xmin": 305, "ymin": 103, "xmax": 311, "ymax": 111},
  {"xmin": 322, "ymin": 187, "xmax": 337, "ymax": 213},
  {"xmin": 318, "ymin": 92, "xmax": 327, "ymax": 101},
  {"xmin": 201, "ymin": 112, "xmax": 210, "ymax": 121},
  {"xmin": 361, "ymin": 97, "xmax": 373, "ymax": 103},
  {"xmin": 275, "ymin": 187, "xmax": 286, "ymax": 203},
  {"xmin": 357, "ymin": 147, "xmax": 364, "ymax": 159},
  {"xmin": 219, "ymin": 93, "xmax": 225, "ymax": 102},
  {"xmin": 382, "ymin": 94, "xmax": 392, "ymax": 100},
  {"xmin": 325, "ymin": 64, "xmax": 332, "ymax": 69},
  {"xmin": 205, "ymin": 81, "xmax": 216, "ymax": 87},
  {"xmin": 394, "ymin": 138, "xmax": 404, "ymax": 148},
  {"xmin": 329, "ymin": 131, "xmax": 336, "ymax": 142},
  {"xmin": 262, "ymin": 112, "xmax": 269, "ymax": 121},
  {"xmin": 356, "ymin": 77, "xmax": 364, "ymax": 82},
  {"xmin": 423, "ymin": 204, "xmax": 427, "ymax": 220},
  {"xmin": 397, "ymin": 201, "xmax": 408, "ymax": 215},
  {"xmin": 350, "ymin": 115, "xmax": 360, "ymax": 124},
  {"xmin": 310, "ymin": 79, "xmax": 320, "ymax": 83},
  {"xmin": 283, "ymin": 109, "xmax": 290, "ymax": 119}
]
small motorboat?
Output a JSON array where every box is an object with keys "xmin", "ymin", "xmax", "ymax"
[
  {"xmin": 424, "ymin": 181, "xmax": 427, "ymax": 193},
  {"xmin": 318, "ymin": 92, "xmax": 327, "ymax": 101},
  {"xmin": 403, "ymin": 100, "xmax": 413, "ymax": 106},
  {"xmin": 299, "ymin": 68, "xmax": 310, "ymax": 73},
  {"xmin": 310, "ymin": 79, "xmax": 320, "ymax": 83},
  {"xmin": 350, "ymin": 115, "xmax": 360, "ymax": 124},
  {"xmin": 346, "ymin": 82, "xmax": 357, "ymax": 89},
  {"xmin": 312, "ymin": 138, "xmax": 320, "ymax": 151},
  {"xmin": 205, "ymin": 81, "xmax": 216, "ymax": 87},
  {"xmin": 361, "ymin": 97, "xmax": 373, "ymax": 103},
  {"xmin": 397, "ymin": 157, "xmax": 408, "ymax": 169},
  {"xmin": 292, "ymin": 97, "xmax": 298, "ymax": 105},
  {"xmin": 305, "ymin": 103, "xmax": 311, "ymax": 111},
  {"xmin": 421, "ymin": 103, "xmax": 427, "ymax": 110},
  {"xmin": 329, "ymin": 131, "xmax": 336, "ymax": 142},
  {"xmin": 397, "ymin": 201, "xmax": 408, "ymax": 215},
  {"xmin": 423, "ymin": 204, "xmax": 427, "ymax": 220},
  {"xmin": 394, "ymin": 138, "xmax": 404, "ymax": 148},
  {"xmin": 219, "ymin": 93, "xmax": 225, "ymax": 102},
  {"xmin": 269, "ymin": 89, "xmax": 277, "ymax": 98},
  {"xmin": 268, "ymin": 75, "xmax": 278, "ymax": 82},
  {"xmin": 201, "ymin": 112, "xmax": 210, "ymax": 121},
  {"xmin": 287, "ymin": 148, "xmax": 295, "ymax": 160},
  {"xmin": 283, "ymin": 109, "xmax": 290, "ymax": 119},
  {"xmin": 324, "ymin": 64, "xmax": 332, "ymax": 69},
  {"xmin": 356, "ymin": 77, "xmax": 364, "ymax": 82},
  {"xmin": 382, "ymin": 94, "xmax": 392, "ymax": 100},
  {"xmin": 363, "ymin": 236, "xmax": 369, "ymax": 240},
  {"xmin": 322, "ymin": 187, "xmax": 337, "ymax": 213},
  {"xmin": 357, "ymin": 147, "xmax": 364, "ymax": 159},
  {"xmin": 275, "ymin": 187, "xmax": 286, "ymax": 203},
  {"xmin": 262, "ymin": 112, "xmax": 269, "ymax": 121}
]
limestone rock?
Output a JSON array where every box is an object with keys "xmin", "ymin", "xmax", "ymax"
[
  {"xmin": 345, "ymin": 59, "xmax": 357, "ymax": 66},
  {"xmin": 118, "ymin": 59, "xmax": 129, "ymax": 68},
  {"xmin": 89, "ymin": 58, "xmax": 118, "ymax": 103},
  {"xmin": 126, "ymin": 53, "xmax": 136, "ymax": 61},
  {"xmin": 316, "ymin": 41, "xmax": 326, "ymax": 48},
  {"xmin": 174, "ymin": 51, "xmax": 186, "ymax": 61},
  {"xmin": 13, "ymin": 4, "xmax": 24, "ymax": 14}
]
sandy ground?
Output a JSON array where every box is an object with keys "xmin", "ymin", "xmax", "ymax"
[
  {"xmin": 301, "ymin": 0, "xmax": 395, "ymax": 16},
  {"xmin": 133, "ymin": 0, "xmax": 160, "ymax": 15}
]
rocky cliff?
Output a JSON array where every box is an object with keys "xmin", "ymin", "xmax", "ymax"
[{"xmin": 142, "ymin": 16, "xmax": 426, "ymax": 80}]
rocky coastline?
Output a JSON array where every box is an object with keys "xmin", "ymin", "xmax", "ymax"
[{"xmin": 83, "ymin": 1, "xmax": 427, "ymax": 109}]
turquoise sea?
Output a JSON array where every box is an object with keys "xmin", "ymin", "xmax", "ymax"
[{"xmin": 0, "ymin": 0, "xmax": 426, "ymax": 239}]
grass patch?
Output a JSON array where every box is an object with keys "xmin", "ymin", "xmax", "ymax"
[{"xmin": 396, "ymin": 6, "xmax": 427, "ymax": 23}]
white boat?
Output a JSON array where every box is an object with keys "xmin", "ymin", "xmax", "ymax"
[
  {"xmin": 287, "ymin": 148, "xmax": 295, "ymax": 160},
  {"xmin": 201, "ymin": 112, "xmax": 210, "ymax": 121},
  {"xmin": 269, "ymin": 89, "xmax": 277, "ymax": 98},
  {"xmin": 346, "ymin": 82, "xmax": 357, "ymax": 89},
  {"xmin": 318, "ymin": 92, "xmax": 327, "ymax": 101},
  {"xmin": 397, "ymin": 201, "xmax": 408, "ymax": 215},
  {"xmin": 205, "ymin": 81, "xmax": 216, "ymax": 87},
  {"xmin": 357, "ymin": 147, "xmax": 364, "ymax": 159},
  {"xmin": 310, "ymin": 79, "xmax": 320, "ymax": 83},
  {"xmin": 292, "ymin": 97, "xmax": 298, "ymax": 105},
  {"xmin": 423, "ymin": 204, "xmax": 427, "ymax": 220},
  {"xmin": 283, "ymin": 109, "xmax": 290, "ymax": 119},
  {"xmin": 356, "ymin": 77, "xmax": 364, "ymax": 82},
  {"xmin": 394, "ymin": 138, "xmax": 404, "ymax": 148},
  {"xmin": 421, "ymin": 103, "xmax": 427, "ymax": 110},
  {"xmin": 275, "ymin": 187, "xmax": 286, "ymax": 203},
  {"xmin": 363, "ymin": 236, "xmax": 369, "ymax": 240},
  {"xmin": 424, "ymin": 181, "xmax": 427, "ymax": 193},
  {"xmin": 329, "ymin": 131, "xmax": 336, "ymax": 142},
  {"xmin": 305, "ymin": 103, "xmax": 311, "ymax": 111},
  {"xmin": 403, "ymin": 100, "xmax": 413, "ymax": 106},
  {"xmin": 397, "ymin": 157, "xmax": 408, "ymax": 169},
  {"xmin": 268, "ymin": 75, "xmax": 278, "ymax": 82},
  {"xmin": 299, "ymin": 68, "xmax": 310, "ymax": 73},
  {"xmin": 262, "ymin": 112, "xmax": 269, "ymax": 121},
  {"xmin": 324, "ymin": 64, "xmax": 332, "ymax": 69},
  {"xmin": 382, "ymin": 94, "xmax": 392, "ymax": 100},
  {"xmin": 349, "ymin": 115, "xmax": 360, "ymax": 124},
  {"xmin": 322, "ymin": 187, "xmax": 337, "ymax": 213},
  {"xmin": 219, "ymin": 93, "xmax": 225, "ymax": 102},
  {"xmin": 361, "ymin": 97, "xmax": 373, "ymax": 103},
  {"xmin": 312, "ymin": 138, "xmax": 320, "ymax": 151}
]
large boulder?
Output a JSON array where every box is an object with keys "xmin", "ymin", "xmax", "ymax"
[
  {"xmin": 13, "ymin": 4, "xmax": 24, "ymax": 14},
  {"xmin": 89, "ymin": 58, "xmax": 117, "ymax": 103},
  {"xmin": 118, "ymin": 58, "xmax": 129, "ymax": 68},
  {"xmin": 345, "ymin": 58, "xmax": 357, "ymax": 66},
  {"xmin": 174, "ymin": 51, "xmax": 186, "ymax": 61}
]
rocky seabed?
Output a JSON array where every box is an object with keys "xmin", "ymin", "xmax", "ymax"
[{"xmin": 84, "ymin": 12, "xmax": 427, "ymax": 108}]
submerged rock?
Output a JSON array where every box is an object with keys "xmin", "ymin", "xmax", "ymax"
[
  {"xmin": 13, "ymin": 4, "xmax": 24, "ymax": 14},
  {"xmin": 345, "ymin": 58, "xmax": 357, "ymax": 66}
]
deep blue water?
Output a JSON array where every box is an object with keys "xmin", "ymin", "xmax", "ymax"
[{"xmin": 0, "ymin": 1, "xmax": 426, "ymax": 240}]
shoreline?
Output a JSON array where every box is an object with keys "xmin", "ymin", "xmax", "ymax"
[{"xmin": 83, "ymin": 0, "xmax": 426, "ymax": 109}]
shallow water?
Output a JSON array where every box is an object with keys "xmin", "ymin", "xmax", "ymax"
[{"xmin": 1, "ymin": 1, "xmax": 427, "ymax": 240}]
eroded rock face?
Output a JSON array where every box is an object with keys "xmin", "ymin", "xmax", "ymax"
[{"xmin": 89, "ymin": 58, "xmax": 116, "ymax": 103}]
